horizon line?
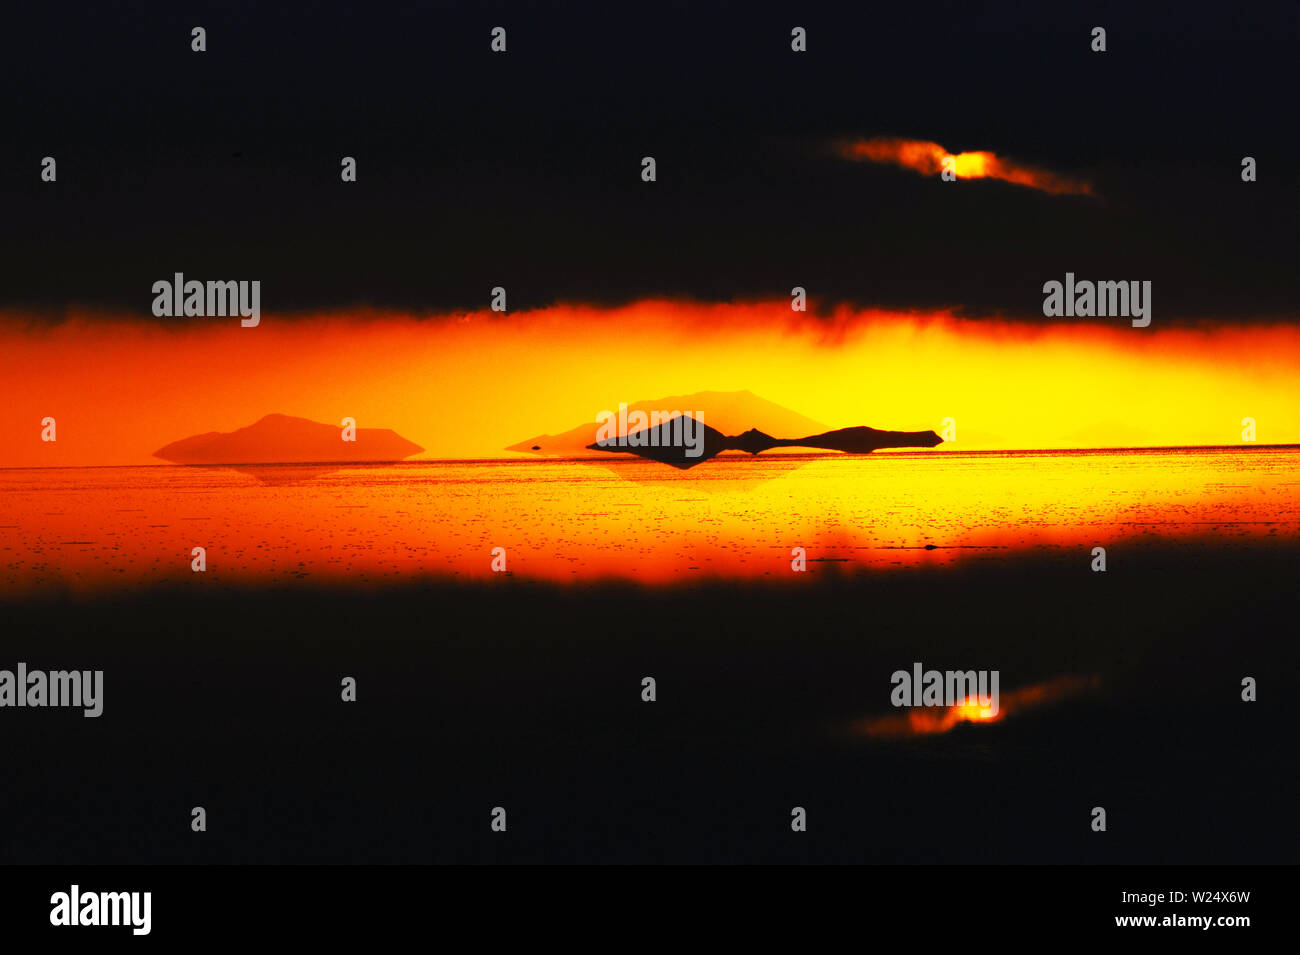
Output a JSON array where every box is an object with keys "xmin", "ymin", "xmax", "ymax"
[{"xmin": 4, "ymin": 443, "xmax": 1299, "ymax": 471}]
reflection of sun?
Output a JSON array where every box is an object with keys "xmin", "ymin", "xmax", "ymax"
[
  {"xmin": 901, "ymin": 697, "xmax": 1004, "ymax": 735},
  {"xmin": 857, "ymin": 675, "xmax": 1100, "ymax": 738},
  {"xmin": 947, "ymin": 151, "xmax": 994, "ymax": 178},
  {"xmin": 951, "ymin": 697, "xmax": 999, "ymax": 723}
]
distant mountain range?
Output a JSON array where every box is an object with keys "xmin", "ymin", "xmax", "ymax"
[
  {"xmin": 154, "ymin": 413, "xmax": 423, "ymax": 464},
  {"xmin": 506, "ymin": 390, "xmax": 828, "ymax": 457}
]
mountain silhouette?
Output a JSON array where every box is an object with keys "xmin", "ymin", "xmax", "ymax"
[
  {"xmin": 586, "ymin": 415, "xmax": 943, "ymax": 469},
  {"xmin": 153, "ymin": 413, "xmax": 423, "ymax": 465},
  {"xmin": 507, "ymin": 390, "xmax": 827, "ymax": 457}
]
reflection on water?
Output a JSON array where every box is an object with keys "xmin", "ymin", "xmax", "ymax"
[
  {"xmin": 2, "ymin": 447, "xmax": 1298, "ymax": 593},
  {"xmin": 852, "ymin": 674, "xmax": 1102, "ymax": 737}
]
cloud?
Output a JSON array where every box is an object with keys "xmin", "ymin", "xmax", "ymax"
[{"xmin": 839, "ymin": 137, "xmax": 1093, "ymax": 195}]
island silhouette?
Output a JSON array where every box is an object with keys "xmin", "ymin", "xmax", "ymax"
[
  {"xmin": 507, "ymin": 390, "xmax": 828, "ymax": 457},
  {"xmin": 508, "ymin": 390, "xmax": 942, "ymax": 469},
  {"xmin": 153, "ymin": 413, "xmax": 423, "ymax": 465},
  {"xmin": 586, "ymin": 415, "xmax": 943, "ymax": 468}
]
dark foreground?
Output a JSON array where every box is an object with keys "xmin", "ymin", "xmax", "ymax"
[{"xmin": 1, "ymin": 541, "xmax": 1295, "ymax": 864}]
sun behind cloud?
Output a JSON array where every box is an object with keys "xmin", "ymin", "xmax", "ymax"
[{"xmin": 838, "ymin": 136, "xmax": 1093, "ymax": 195}]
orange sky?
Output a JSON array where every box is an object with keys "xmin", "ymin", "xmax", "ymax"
[{"xmin": 2, "ymin": 302, "xmax": 1298, "ymax": 467}]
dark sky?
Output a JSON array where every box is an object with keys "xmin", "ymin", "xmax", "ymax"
[{"xmin": 2, "ymin": 0, "xmax": 1296, "ymax": 322}]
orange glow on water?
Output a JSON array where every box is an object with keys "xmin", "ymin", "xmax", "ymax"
[
  {"xmin": 2, "ymin": 301, "xmax": 1297, "ymax": 593},
  {"xmin": 1, "ymin": 448, "xmax": 1297, "ymax": 594}
]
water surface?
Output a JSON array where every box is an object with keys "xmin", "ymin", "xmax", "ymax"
[{"xmin": 3, "ymin": 446, "xmax": 1297, "ymax": 593}]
